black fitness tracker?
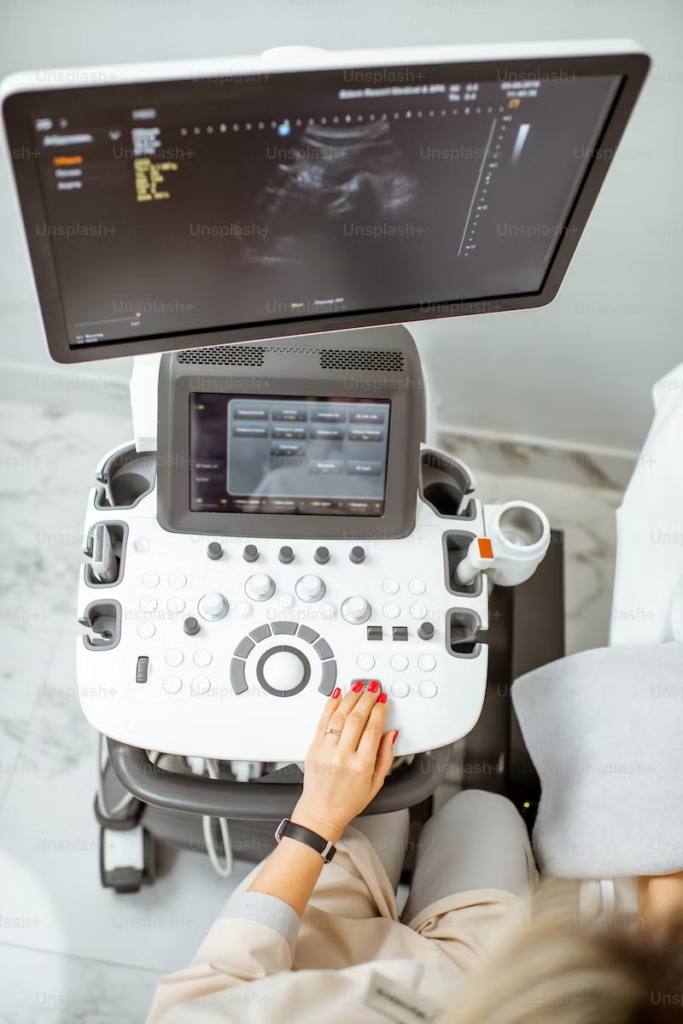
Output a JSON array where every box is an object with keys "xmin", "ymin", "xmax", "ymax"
[{"xmin": 274, "ymin": 818, "xmax": 337, "ymax": 863}]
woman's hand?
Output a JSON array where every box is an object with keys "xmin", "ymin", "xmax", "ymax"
[{"xmin": 291, "ymin": 681, "xmax": 398, "ymax": 844}]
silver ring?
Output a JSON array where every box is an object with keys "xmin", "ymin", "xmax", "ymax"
[{"xmin": 325, "ymin": 728, "xmax": 342, "ymax": 737}]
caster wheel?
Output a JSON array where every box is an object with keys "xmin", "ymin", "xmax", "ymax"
[{"xmin": 99, "ymin": 825, "xmax": 157, "ymax": 893}]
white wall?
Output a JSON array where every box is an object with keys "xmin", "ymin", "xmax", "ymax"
[{"xmin": 0, "ymin": 0, "xmax": 680, "ymax": 451}]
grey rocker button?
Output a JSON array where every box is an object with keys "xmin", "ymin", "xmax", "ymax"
[
  {"xmin": 297, "ymin": 624, "xmax": 320, "ymax": 644},
  {"xmin": 243, "ymin": 544, "xmax": 259, "ymax": 562},
  {"xmin": 135, "ymin": 656, "xmax": 149, "ymax": 683},
  {"xmin": 278, "ymin": 546, "xmax": 294, "ymax": 564},
  {"xmin": 314, "ymin": 546, "xmax": 330, "ymax": 565},
  {"xmin": 234, "ymin": 635, "xmax": 255, "ymax": 658},
  {"xmin": 249, "ymin": 623, "xmax": 272, "ymax": 643},
  {"xmin": 230, "ymin": 658, "xmax": 248, "ymax": 695},
  {"xmin": 272, "ymin": 621, "xmax": 298, "ymax": 635},
  {"xmin": 207, "ymin": 542, "xmax": 223, "ymax": 560},
  {"xmin": 350, "ymin": 546, "xmax": 365, "ymax": 564},
  {"xmin": 183, "ymin": 616, "xmax": 200, "ymax": 636},
  {"xmin": 318, "ymin": 660, "xmax": 337, "ymax": 696},
  {"xmin": 313, "ymin": 637, "xmax": 334, "ymax": 661}
]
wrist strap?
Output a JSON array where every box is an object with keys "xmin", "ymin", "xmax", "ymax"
[{"xmin": 274, "ymin": 818, "xmax": 337, "ymax": 863}]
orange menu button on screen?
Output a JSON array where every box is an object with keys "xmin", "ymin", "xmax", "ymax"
[{"xmin": 53, "ymin": 155, "xmax": 83, "ymax": 166}]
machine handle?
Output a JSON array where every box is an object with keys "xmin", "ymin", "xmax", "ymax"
[{"xmin": 107, "ymin": 739, "xmax": 452, "ymax": 820}]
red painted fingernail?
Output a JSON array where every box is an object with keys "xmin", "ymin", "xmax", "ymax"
[
  {"xmin": 378, "ymin": 692, "xmax": 388, "ymax": 704},
  {"xmin": 369, "ymin": 680, "xmax": 379, "ymax": 693},
  {"xmin": 392, "ymin": 730, "xmax": 399, "ymax": 744},
  {"xmin": 332, "ymin": 688, "xmax": 341, "ymax": 699},
  {"xmin": 352, "ymin": 680, "xmax": 364, "ymax": 693}
]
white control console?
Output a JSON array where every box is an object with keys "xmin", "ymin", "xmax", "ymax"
[{"xmin": 77, "ymin": 443, "xmax": 550, "ymax": 762}]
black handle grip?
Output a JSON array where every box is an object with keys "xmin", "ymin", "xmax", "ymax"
[{"xmin": 107, "ymin": 739, "xmax": 452, "ymax": 820}]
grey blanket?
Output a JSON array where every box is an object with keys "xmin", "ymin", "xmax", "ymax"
[{"xmin": 512, "ymin": 642, "xmax": 683, "ymax": 877}]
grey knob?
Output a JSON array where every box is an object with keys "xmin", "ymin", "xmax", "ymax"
[
  {"xmin": 207, "ymin": 542, "xmax": 223, "ymax": 560},
  {"xmin": 198, "ymin": 592, "xmax": 229, "ymax": 621},
  {"xmin": 245, "ymin": 573, "xmax": 275, "ymax": 602},
  {"xmin": 183, "ymin": 616, "xmax": 200, "ymax": 636},
  {"xmin": 243, "ymin": 544, "xmax": 259, "ymax": 562},
  {"xmin": 418, "ymin": 622, "xmax": 434, "ymax": 641},
  {"xmin": 350, "ymin": 546, "xmax": 365, "ymax": 564},
  {"xmin": 341, "ymin": 596, "xmax": 371, "ymax": 624},
  {"xmin": 278, "ymin": 546, "xmax": 294, "ymax": 564},
  {"xmin": 296, "ymin": 575, "xmax": 326, "ymax": 603},
  {"xmin": 314, "ymin": 546, "xmax": 330, "ymax": 565}
]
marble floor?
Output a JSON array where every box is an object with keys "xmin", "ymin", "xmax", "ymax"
[{"xmin": 0, "ymin": 400, "xmax": 628, "ymax": 1022}]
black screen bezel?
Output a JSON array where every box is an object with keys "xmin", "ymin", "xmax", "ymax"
[{"xmin": 2, "ymin": 52, "xmax": 650, "ymax": 364}]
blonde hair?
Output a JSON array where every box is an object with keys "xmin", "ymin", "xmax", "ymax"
[{"xmin": 444, "ymin": 881, "xmax": 683, "ymax": 1024}]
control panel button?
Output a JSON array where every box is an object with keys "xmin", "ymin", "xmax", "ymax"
[
  {"xmin": 167, "ymin": 596, "xmax": 185, "ymax": 615},
  {"xmin": 134, "ymin": 538, "xmax": 150, "ymax": 553},
  {"xmin": 163, "ymin": 676, "xmax": 182, "ymax": 694},
  {"xmin": 418, "ymin": 622, "xmax": 435, "ymax": 641},
  {"xmin": 320, "ymin": 602, "xmax": 337, "ymax": 620},
  {"xmin": 390, "ymin": 654, "xmax": 408, "ymax": 672},
  {"xmin": 357, "ymin": 653, "xmax": 375, "ymax": 671},
  {"xmin": 245, "ymin": 574, "xmax": 275, "ymax": 602},
  {"xmin": 341, "ymin": 596, "xmax": 371, "ymax": 625},
  {"xmin": 367, "ymin": 625, "xmax": 383, "ymax": 641},
  {"xmin": 272, "ymin": 621, "xmax": 298, "ymax": 635},
  {"xmin": 418, "ymin": 654, "xmax": 436, "ymax": 672},
  {"xmin": 392, "ymin": 626, "xmax": 408, "ymax": 641},
  {"xmin": 198, "ymin": 592, "xmax": 229, "ymax": 621},
  {"xmin": 319, "ymin": 660, "xmax": 338, "ymax": 696},
  {"xmin": 350, "ymin": 546, "xmax": 365, "ymax": 564},
  {"xmin": 419, "ymin": 680, "xmax": 438, "ymax": 699},
  {"xmin": 249, "ymin": 623, "xmax": 272, "ymax": 643},
  {"xmin": 295, "ymin": 575, "xmax": 326, "ymax": 603},
  {"xmin": 383, "ymin": 603, "xmax": 400, "ymax": 619},
  {"xmin": 165, "ymin": 649, "xmax": 184, "ymax": 667},
  {"xmin": 139, "ymin": 596, "xmax": 157, "ymax": 613},
  {"xmin": 313, "ymin": 637, "xmax": 334, "ymax": 661},
  {"xmin": 278, "ymin": 546, "xmax": 294, "ymax": 564},
  {"xmin": 135, "ymin": 656, "xmax": 149, "ymax": 683},
  {"xmin": 207, "ymin": 542, "xmax": 223, "ymax": 560},
  {"xmin": 138, "ymin": 621, "xmax": 155, "ymax": 639},
  {"xmin": 278, "ymin": 594, "xmax": 294, "ymax": 609},
  {"xmin": 297, "ymin": 624, "xmax": 320, "ymax": 644},
  {"xmin": 235, "ymin": 601, "xmax": 252, "ymax": 617},
  {"xmin": 193, "ymin": 649, "xmax": 212, "ymax": 668},
  {"xmin": 243, "ymin": 544, "xmax": 259, "ymax": 562},
  {"xmin": 409, "ymin": 579, "xmax": 426, "ymax": 595},
  {"xmin": 169, "ymin": 573, "xmax": 187, "ymax": 589},
  {"xmin": 314, "ymin": 546, "xmax": 330, "ymax": 565},
  {"xmin": 191, "ymin": 676, "xmax": 211, "ymax": 695},
  {"xmin": 391, "ymin": 680, "xmax": 410, "ymax": 698},
  {"xmin": 410, "ymin": 603, "xmax": 427, "ymax": 620},
  {"xmin": 183, "ymin": 616, "xmax": 200, "ymax": 636},
  {"xmin": 382, "ymin": 578, "xmax": 400, "ymax": 594},
  {"xmin": 230, "ymin": 658, "xmax": 248, "ymax": 694},
  {"xmin": 234, "ymin": 636, "xmax": 256, "ymax": 658},
  {"xmin": 142, "ymin": 572, "xmax": 160, "ymax": 589}
]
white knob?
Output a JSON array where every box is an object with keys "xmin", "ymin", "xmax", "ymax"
[
  {"xmin": 296, "ymin": 574, "xmax": 326, "ymax": 603},
  {"xmin": 264, "ymin": 651, "xmax": 306, "ymax": 691},
  {"xmin": 245, "ymin": 573, "xmax": 275, "ymax": 601},
  {"xmin": 341, "ymin": 596, "xmax": 371, "ymax": 624},
  {"xmin": 198, "ymin": 592, "xmax": 229, "ymax": 621}
]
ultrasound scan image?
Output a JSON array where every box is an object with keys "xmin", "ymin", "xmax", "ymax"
[{"xmin": 242, "ymin": 119, "xmax": 423, "ymax": 267}]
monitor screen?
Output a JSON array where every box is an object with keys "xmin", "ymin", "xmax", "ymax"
[{"xmin": 190, "ymin": 394, "xmax": 391, "ymax": 516}]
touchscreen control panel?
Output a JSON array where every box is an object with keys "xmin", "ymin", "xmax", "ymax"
[{"xmin": 190, "ymin": 395, "xmax": 390, "ymax": 516}]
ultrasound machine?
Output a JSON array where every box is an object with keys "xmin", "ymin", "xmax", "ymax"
[{"xmin": 1, "ymin": 41, "xmax": 648, "ymax": 890}]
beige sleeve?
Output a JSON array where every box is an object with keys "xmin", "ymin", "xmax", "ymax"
[{"xmin": 146, "ymin": 893, "xmax": 299, "ymax": 1024}]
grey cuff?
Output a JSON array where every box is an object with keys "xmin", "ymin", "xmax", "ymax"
[{"xmin": 218, "ymin": 891, "xmax": 301, "ymax": 955}]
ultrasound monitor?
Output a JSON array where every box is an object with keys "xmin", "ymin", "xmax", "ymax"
[{"xmin": 1, "ymin": 42, "xmax": 649, "ymax": 363}]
